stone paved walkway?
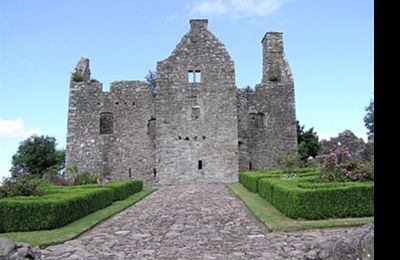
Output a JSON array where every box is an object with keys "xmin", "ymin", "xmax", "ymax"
[{"xmin": 41, "ymin": 184, "xmax": 368, "ymax": 259}]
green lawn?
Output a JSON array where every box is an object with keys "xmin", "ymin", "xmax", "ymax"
[
  {"xmin": 227, "ymin": 183, "xmax": 373, "ymax": 231},
  {"xmin": 0, "ymin": 188, "xmax": 155, "ymax": 247}
]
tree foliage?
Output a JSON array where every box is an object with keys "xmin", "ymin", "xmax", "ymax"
[
  {"xmin": 277, "ymin": 149, "xmax": 304, "ymax": 172},
  {"xmin": 145, "ymin": 70, "xmax": 157, "ymax": 93},
  {"xmin": 363, "ymin": 98, "xmax": 374, "ymax": 135},
  {"xmin": 244, "ymin": 86, "xmax": 255, "ymax": 93},
  {"xmin": 10, "ymin": 135, "xmax": 65, "ymax": 178},
  {"xmin": 296, "ymin": 121, "xmax": 321, "ymax": 162}
]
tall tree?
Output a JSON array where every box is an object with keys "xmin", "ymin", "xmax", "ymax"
[
  {"xmin": 296, "ymin": 121, "xmax": 321, "ymax": 162},
  {"xmin": 363, "ymin": 98, "xmax": 374, "ymax": 135},
  {"xmin": 10, "ymin": 135, "xmax": 65, "ymax": 178}
]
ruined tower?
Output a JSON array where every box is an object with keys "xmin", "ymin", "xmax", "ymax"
[
  {"xmin": 66, "ymin": 20, "xmax": 296, "ymax": 185},
  {"xmin": 155, "ymin": 19, "xmax": 239, "ymax": 184},
  {"xmin": 237, "ymin": 32, "xmax": 297, "ymax": 171},
  {"xmin": 66, "ymin": 59, "xmax": 156, "ymax": 184}
]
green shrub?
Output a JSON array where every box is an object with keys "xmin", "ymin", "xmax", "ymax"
[
  {"xmin": 239, "ymin": 168, "xmax": 319, "ymax": 193},
  {"xmin": 106, "ymin": 180, "xmax": 143, "ymax": 201},
  {"xmin": 0, "ymin": 177, "xmax": 46, "ymax": 198},
  {"xmin": 258, "ymin": 176, "xmax": 374, "ymax": 220},
  {"xmin": 66, "ymin": 164, "xmax": 79, "ymax": 175},
  {"xmin": 71, "ymin": 69, "xmax": 84, "ymax": 82},
  {"xmin": 41, "ymin": 166, "xmax": 59, "ymax": 182},
  {"xmin": 359, "ymin": 160, "xmax": 374, "ymax": 181},
  {"xmin": 74, "ymin": 171, "xmax": 99, "ymax": 185},
  {"xmin": 277, "ymin": 151, "xmax": 304, "ymax": 173},
  {"xmin": 0, "ymin": 179, "xmax": 143, "ymax": 232},
  {"xmin": 0, "ymin": 187, "xmax": 114, "ymax": 232}
]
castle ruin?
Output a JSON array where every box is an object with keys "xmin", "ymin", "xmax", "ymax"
[{"xmin": 66, "ymin": 19, "xmax": 297, "ymax": 185}]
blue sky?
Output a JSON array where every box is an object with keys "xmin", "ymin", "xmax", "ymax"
[{"xmin": 0, "ymin": 0, "xmax": 374, "ymax": 180}]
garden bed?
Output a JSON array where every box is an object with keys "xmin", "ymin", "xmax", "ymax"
[
  {"xmin": 239, "ymin": 169, "xmax": 374, "ymax": 220},
  {"xmin": 239, "ymin": 168, "xmax": 319, "ymax": 193},
  {"xmin": 258, "ymin": 177, "xmax": 374, "ymax": 219},
  {"xmin": 228, "ymin": 183, "xmax": 373, "ymax": 231},
  {"xmin": 0, "ymin": 179, "xmax": 143, "ymax": 232}
]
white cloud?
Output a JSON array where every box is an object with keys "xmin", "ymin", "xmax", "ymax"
[
  {"xmin": 189, "ymin": 0, "xmax": 290, "ymax": 18},
  {"xmin": 0, "ymin": 118, "xmax": 41, "ymax": 138},
  {"xmin": 190, "ymin": 0, "xmax": 227, "ymax": 16}
]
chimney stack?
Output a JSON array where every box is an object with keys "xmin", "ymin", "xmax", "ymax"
[{"xmin": 190, "ymin": 19, "xmax": 208, "ymax": 30}]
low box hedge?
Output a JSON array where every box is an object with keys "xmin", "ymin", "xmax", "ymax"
[
  {"xmin": 0, "ymin": 188, "xmax": 114, "ymax": 232},
  {"xmin": 258, "ymin": 176, "xmax": 374, "ymax": 220},
  {"xmin": 43, "ymin": 179, "xmax": 143, "ymax": 201},
  {"xmin": 0, "ymin": 179, "xmax": 143, "ymax": 232},
  {"xmin": 239, "ymin": 168, "xmax": 319, "ymax": 193},
  {"xmin": 106, "ymin": 180, "xmax": 143, "ymax": 201}
]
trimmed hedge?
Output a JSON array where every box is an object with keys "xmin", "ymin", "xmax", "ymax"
[
  {"xmin": 0, "ymin": 188, "xmax": 113, "ymax": 232},
  {"xmin": 257, "ymin": 176, "xmax": 374, "ymax": 220},
  {"xmin": 239, "ymin": 168, "xmax": 319, "ymax": 193},
  {"xmin": 106, "ymin": 180, "xmax": 143, "ymax": 201},
  {"xmin": 0, "ymin": 179, "xmax": 143, "ymax": 232},
  {"xmin": 43, "ymin": 179, "xmax": 143, "ymax": 201}
]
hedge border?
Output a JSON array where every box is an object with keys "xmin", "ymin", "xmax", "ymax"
[
  {"xmin": 257, "ymin": 177, "xmax": 374, "ymax": 220},
  {"xmin": 0, "ymin": 179, "xmax": 143, "ymax": 232},
  {"xmin": 239, "ymin": 168, "xmax": 320, "ymax": 193}
]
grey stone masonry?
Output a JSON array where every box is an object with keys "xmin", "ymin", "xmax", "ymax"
[
  {"xmin": 75, "ymin": 58, "xmax": 91, "ymax": 81},
  {"xmin": 316, "ymin": 130, "xmax": 374, "ymax": 162},
  {"xmin": 155, "ymin": 19, "xmax": 238, "ymax": 184},
  {"xmin": 66, "ymin": 76, "xmax": 156, "ymax": 185},
  {"xmin": 238, "ymin": 32, "xmax": 297, "ymax": 171},
  {"xmin": 66, "ymin": 20, "xmax": 297, "ymax": 185}
]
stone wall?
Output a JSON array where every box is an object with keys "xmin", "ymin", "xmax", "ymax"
[
  {"xmin": 66, "ymin": 20, "xmax": 297, "ymax": 185},
  {"xmin": 66, "ymin": 60, "xmax": 156, "ymax": 185},
  {"xmin": 237, "ymin": 32, "xmax": 297, "ymax": 171},
  {"xmin": 317, "ymin": 130, "xmax": 374, "ymax": 162},
  {"xmin": 237, "ymin": 89, "xmax": 251, "ymax": 171},
  {"xmin": 66, "ymin": 68, "xmax": 104, "ymax": 178},
  {"xmin": 155, "ymin": 19, "xmax": 239, "ymax": 184}
]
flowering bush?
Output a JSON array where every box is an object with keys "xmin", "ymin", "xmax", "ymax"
[
  {"xmin": 320, "ymin": 147, "xmax": 373, "ymax": 182},
  {"xmin": 280, "ymin": 173, "xmax": 298, "ymax": 181},
  {"xmin": 0, "ymin": 177, "xmax": 45, "ymax": 198},
  {"xmin": 52, "ymin": 175, "xmax": 73, "ymax": 186}
]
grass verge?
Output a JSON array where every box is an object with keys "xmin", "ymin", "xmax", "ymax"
[
  {"xmin": 0, "ymin": 188, "xmax": 156, "ymax": 247},
  {"xmin": 227, "ymin": 183, "xmax": 373, "ymax": 231}
]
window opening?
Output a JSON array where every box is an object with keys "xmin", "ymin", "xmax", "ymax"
[
  {"xmin": 192, "ymin": 107, "xmax": 200, "ymax": 119},
  {"xmin": 195, "ymin": 70, "xmax": 201, "ymax": 83},
  {"xmin": 188, "ymin": 70, "xmax": 201, "ymax": 83},
  {"xmin": 100, "ymin": 112, "xmax": 113, "ymax": 134},
  {"xmin": 188, "ymin": 70, "xmax": 195, "ymax": 83}
]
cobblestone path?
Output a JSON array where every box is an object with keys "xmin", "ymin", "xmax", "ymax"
[{"xmin": 41, "ymin": 184, "xmax": 367, "ymax": 259}]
